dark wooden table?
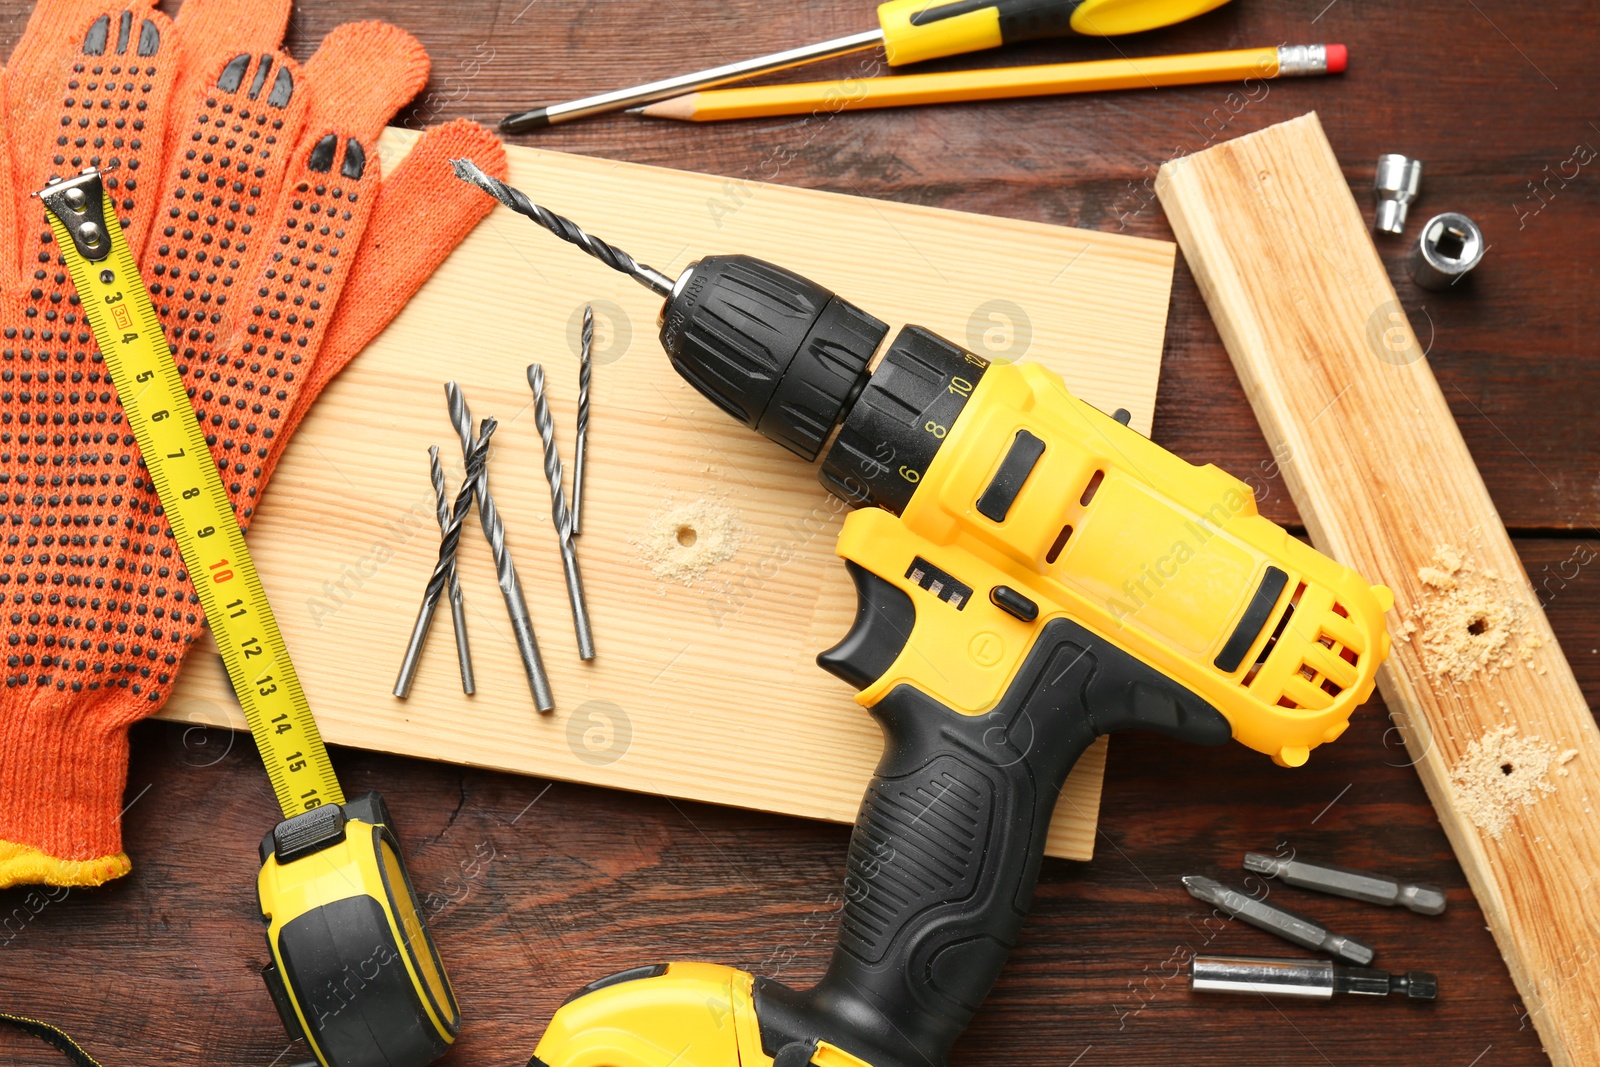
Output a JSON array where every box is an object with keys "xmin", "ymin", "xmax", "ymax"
[{"xmin": 2, "ymin": 1, "xmax": 1595, "ymax": 1064}]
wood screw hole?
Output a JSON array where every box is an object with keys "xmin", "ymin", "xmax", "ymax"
[{"xmin": 675, "ymin": 525, "xmax": 697, "ymax": 547}]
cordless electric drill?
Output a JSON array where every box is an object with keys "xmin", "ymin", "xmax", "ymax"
[{"xmin": 452, "ymin": 162, "xmax": 1393, "ymax": 1067}]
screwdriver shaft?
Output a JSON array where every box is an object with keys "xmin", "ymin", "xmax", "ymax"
[
  {"xmin": 571, "ymin": 305, "xmax": 592, "ymax": 537},
  {"xmin": 429, "ymin": 446, "xmax": 475, "ymax": 695},
  {"xmin": 529, "ymin": 363, "xmax": 596, "ymax": 661},
  {"xmin": 395, "ymin": 422, "xmax": 495, "ymax": 698},
  {"xmin": 450, "ymin": 159, "xmax": 676, "ymax": 296},
  {"xmin": 445, "ymin": 383, "xmax": 555, "ymax": 711},
  {"xmin": 500, "ymin": 29, "xmax": 885, "ymax": 131}
]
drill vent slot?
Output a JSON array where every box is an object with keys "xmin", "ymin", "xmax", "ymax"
[
  {"xmin": 1079, "ymin": 469, "xmax": 1105, "ymax": 507},
  {"xmin": 1046, "ymin": 524, "xmax": 1074, "ymax": 564},
  {"xmin": 1245, "ymin": 586, "xmax": 1366, "ymax": 712},
  {"xmin": 1241, "ymin": 581, "xmax": 1305, "ymax": 689}
]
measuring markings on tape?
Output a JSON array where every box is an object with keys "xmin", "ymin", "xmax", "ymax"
[{"xmin": 40, "ymin": 169, "xmax": 342, "ymax": 819}]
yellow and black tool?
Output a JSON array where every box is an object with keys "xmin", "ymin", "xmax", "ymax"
[
  {"xmin": 40, "ymin": 168, "xmax": 459, "ymax": 1067},
  {"xmin": 501, "ymin": 0, "xmax": 1234, "ymax": 130},
  {"xmin": 451, "ymin": 165, "xmax": 1394, "ymax": 1067}
]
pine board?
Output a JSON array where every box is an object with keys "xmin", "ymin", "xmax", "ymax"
[
  {"xmin": 161, "ymin": 128, "xmax": 1179, "ymax": 862},
  {"xmin": 1157, "ymin": 113, "xmax": 1600, "ymax": 1066}
]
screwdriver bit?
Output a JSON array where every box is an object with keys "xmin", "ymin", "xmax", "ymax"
[
  {"xmin": 1182, "ymin": 875, "xmax": 1375, "ymax": 966},
  {"xmin": 1190, "ymin": 955, "xmax": 1437, "ymax": 1001},
  {"xmin": 450, "ymin": 159, "xmax": 676, "ymax": 296},
  {"xmin": 1244, "ymin": 853, "xmax": 1447, "ymax": 915}
]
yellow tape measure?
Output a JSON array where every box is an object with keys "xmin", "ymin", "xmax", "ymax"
[
  {"xmin": 41, "ymin": 169, "xmax": 459, "ymax": 1067},
  {"xmin": 39, "ymin": 169, "xmax": 340, "ymax": 820}
]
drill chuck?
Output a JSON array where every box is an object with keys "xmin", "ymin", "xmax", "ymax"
[
  {"xmin": 660, "ymin": 255, "xmax": 886, "ymax": 461},
  {"xmin": 660, "ymin": 255, "xmax": 991, "ymax": 514}
]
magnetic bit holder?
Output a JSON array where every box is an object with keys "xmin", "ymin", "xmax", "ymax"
[
  {"xmin": 1190, "ymin": 955, "xmax": 1438, "ymax": 1001},
  {"xmin": 1373, "ymin": 154, "xmax": 1423, "ymax": 235},
  {"xmin": 1410, "ymin": 212, "xmax": 1485, "ymax": 291},
  {"xmin": 1244, "ymin": 852, "xmax": 1447, "ymax": 915}
]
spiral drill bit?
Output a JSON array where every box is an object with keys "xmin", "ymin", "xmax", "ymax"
[
  {"xmin": 528, "ymin": 363, "xmax": 597, "ymax": 661},
  {"xmin": 571, "ymin": 305, "xmax": 593, "ymax": 537},
  {"xmin": 395, "ymin": 421, "xmax": 496, "ymax": 699},
  {"xmin": 449, "ymin": 158, "xmax": 676, "ymax": 297},
  {"xmin": 445, "ymin": 382, "xmax": 555, "ymax": 711},
  {"xmin": 430, "ymin": 446, "xmax": 475, "ymax": 695}
]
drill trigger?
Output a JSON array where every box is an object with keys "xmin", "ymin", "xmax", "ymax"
[{"xmin": 817, "ymin": 562, "xmax": 916, "ymax": 690}]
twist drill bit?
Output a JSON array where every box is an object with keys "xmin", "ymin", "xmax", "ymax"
[
  {"xmin": 1182, "ymin": 875, "xmax": 1375, "ymax": 966},
  {"xmin": 449, "ymin": 159, "xmax": 676, "ymax": 297},
  {"xmin": 395, "ymin": 422, "xmax": 495, "ymax": 698},
  {"xmin": 528, "ymin": 363, "xmax": 597, "ymax": 661},
  {"xmin": 1244, "ymin": 853, "xmax": 1448, "ymax": 915},
  {"xmin": 430, "ymin": 446, "xmax": 475, "ymax": 695},
  {"xmin": 571, "ymin": 305, "xmax": 593, "ymax": 537},
  {"xmin": 445, "ymin": 382, "xmax": 555, "ymax": 711}
]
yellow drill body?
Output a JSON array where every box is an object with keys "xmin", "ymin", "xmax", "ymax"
[{"xmin": 533, "ymin": 352, "xmax": 1391, "ymax": 1067}]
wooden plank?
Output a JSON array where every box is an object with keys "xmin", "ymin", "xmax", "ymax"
[
  {"xmin": 1156, "ymin": 112, "xmax": 1600, "ymax": 1067},
  {"xmin": 161, "ymin": 128, "xmax": 1180, "ymax": 861}
]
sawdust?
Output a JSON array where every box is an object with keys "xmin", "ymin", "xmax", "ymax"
[
  {"xmin": 631, "ymin": 499, "xmax": 743, "ymax": 585},
  {"xmin": 1412, "ymin": 544, "xmax": 1539, "ymax": 683},
  {"xmin": 1449, "ymin": 724, "xmax": 1558, "ymax": 840}
]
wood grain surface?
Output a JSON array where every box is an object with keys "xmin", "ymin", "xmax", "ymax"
[
  {"xmin": 1, "ymin": 2, "xmax": 1596, "ymax": 1067},
  {"xmin": 1156, "ymin": 111, "xmax": 1600, "ymax": 1067},
  {"xmin": 158, "ymin": 126, "xmax": 1181, "ymax": 862}
]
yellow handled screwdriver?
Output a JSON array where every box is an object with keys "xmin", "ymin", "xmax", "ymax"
[{"xmin": 501, "ymin": 0, "xmax": 1232, "ymax": 131}]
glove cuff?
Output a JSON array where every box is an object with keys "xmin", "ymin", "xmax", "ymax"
[{"xmin": 0, "ymin": 693, "xmax": 137, "ymax": 888}]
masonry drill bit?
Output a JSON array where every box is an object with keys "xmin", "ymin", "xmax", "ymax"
[
  {"xmin": 528, "ymin": 363, "xmax": 596, "ymax": 661},
  {"xmin": 571, "ymin": 305, "xmax": 592, "ymax": 537},
  {"xmin": 1190, "ymin": 955, "xmax": 1438, "ymax": 1002},
  {"xmin": 1182, "ymin": 875, "xmax": 1375, "ymax": 966},
  {"xmin": 395, "ymin": 422, "xmax": 495, "ymax": 699},
  {"xmin": 445, "ymin": 382, "xmax": 555, "ymax": 712},
  {"xmin": 430, "ymin": 446, "xmax": 475, "ymax": 695},
  {"xmin": 1244, "ymin": 853, "xmax": 1448, "ymax": 915},
  {"xmin": 449, "ymin": 159, "xmax": 676, "ymax": 296}
]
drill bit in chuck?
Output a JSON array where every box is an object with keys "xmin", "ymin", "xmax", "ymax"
[
  {"xmin": 449, "ymin": 158, "xmax": 676, "ymax": 297},
  {"xmin": 528, "ymin": 363, "xmax": 597, "ymax": 661},
  {"xmin": 1244, "ymin": 852, "xmax": 1447, "ymax": 915},
  {"xmin": 395, "ymin": 421, "xmax": 496, "ymax": 699},
  {"xmin": 1182, "ymin": 875, "xmax": 1376, "ymax": 966},
  {"xmin": 430, "ymin": 446, "xmax": 475, "ymax": 695},
  {"xmin": 445, "ymin": 382, "xmax": 555, "ymax": 711},
  {"xmin": 571, "ymin": 305, "xmax": 593, "ymax": 537}
]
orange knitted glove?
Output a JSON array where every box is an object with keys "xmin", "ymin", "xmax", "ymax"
[{"xmin": 0, "ymin": 5, "xmax": 507, "ymax": 888}]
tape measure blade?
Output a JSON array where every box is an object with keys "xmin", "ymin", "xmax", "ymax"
[{"xmin": 41, "ymin": 175, "xmax": 344, "ymax": 819}]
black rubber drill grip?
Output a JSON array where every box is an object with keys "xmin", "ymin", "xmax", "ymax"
[{"xmin": 757, "ymin": 585, "xmax": 1232, "ymax": 1067}]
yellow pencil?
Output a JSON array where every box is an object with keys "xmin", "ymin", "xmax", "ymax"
[{"xmin": 635, "ymin": 44, "xmax": 1347, "ymax": 123}]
